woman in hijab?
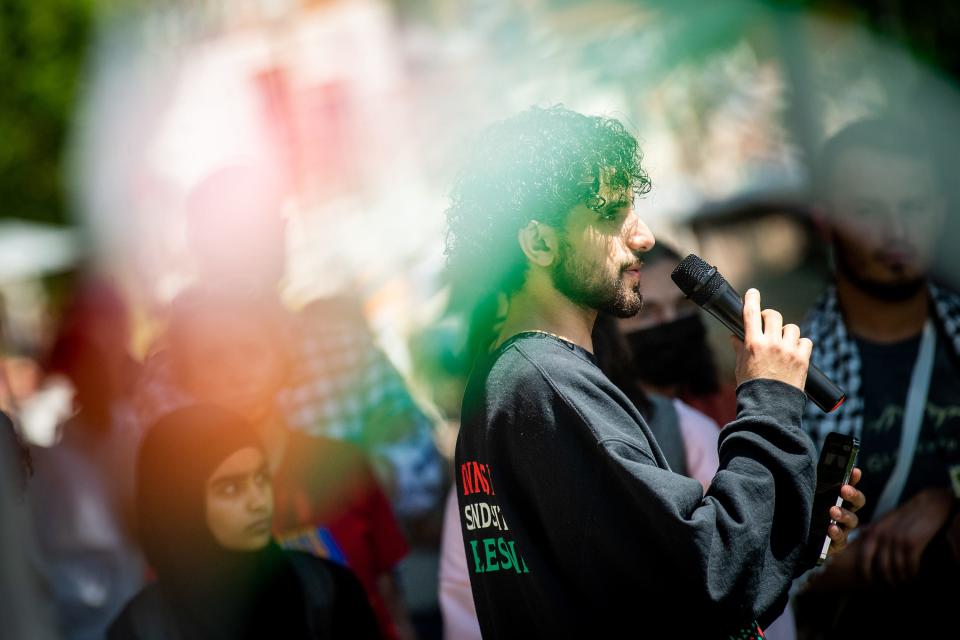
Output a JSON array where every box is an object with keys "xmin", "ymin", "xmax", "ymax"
[{"xmin": 109, "ymin": 405, "xmax": 380, "ymax": 639}]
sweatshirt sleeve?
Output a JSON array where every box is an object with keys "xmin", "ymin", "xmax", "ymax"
[{"xmin": 596, "ymin": 379, "xmax": 815, "ymax": 626}]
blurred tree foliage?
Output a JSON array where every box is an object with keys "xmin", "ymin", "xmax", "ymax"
[{"xmin": 0, "ymin": 0, "xmax": 94, "ymax": 226}]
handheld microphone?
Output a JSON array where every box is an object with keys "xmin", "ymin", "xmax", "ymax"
[{"xmin": 671, "ymin": 254, "xmax": 845, "ymax": 413}]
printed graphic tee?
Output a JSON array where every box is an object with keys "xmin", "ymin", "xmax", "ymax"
[{"xmin": 854, "ymin": 326, "xmax": 960, "ymax": 524}]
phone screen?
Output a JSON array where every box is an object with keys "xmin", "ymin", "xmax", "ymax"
[{"xmin": 811, "ymin": 433, "xmax": 859, "ymax": 565}]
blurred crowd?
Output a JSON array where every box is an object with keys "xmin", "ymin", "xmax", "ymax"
[
  {"xmin": 3, "ymin": 1, "xmax": 960, "ymax": 639},
  {"xmin": 1, "ymin": 164, "xmax": 448, "ymax": 639},
  {"xmin": 4, "ymin": 109, "xmax": 959, "ymax": 640}
]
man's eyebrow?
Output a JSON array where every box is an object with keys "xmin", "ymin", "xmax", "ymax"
[{"xmin": 599, "ymin": 199, "xmax": 629, "ymax": 215}]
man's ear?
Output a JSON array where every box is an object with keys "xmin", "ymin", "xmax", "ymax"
[{"xmin": 518, "ymin": 220, "xmax": 560, "ymax": 267}]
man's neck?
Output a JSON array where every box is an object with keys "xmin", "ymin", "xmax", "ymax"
[
  {"xmin": 495, "ymin": 281, "xmax": 596, "ymax": 353},
  {"xmin": 835, "ymin": 274, "xmax": 930, "ymax": 343}
]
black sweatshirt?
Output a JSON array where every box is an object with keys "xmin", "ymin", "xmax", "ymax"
[{"xmin": 454, "ymin": 332, "xmax": 818, "ymax": 639}]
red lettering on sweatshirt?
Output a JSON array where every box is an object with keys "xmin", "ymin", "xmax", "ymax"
[
  {"xmin": 461, "ymin": 463, "xmax": 476, "ymax": 496},
  {"xmin": 460, "ymin": 461, "xmax": 496, "ymax": 497}
]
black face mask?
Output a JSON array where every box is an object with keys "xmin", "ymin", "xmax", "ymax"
[{"xmin": 624, "ymin": 313, "xmax": 719, "ymax": 394}]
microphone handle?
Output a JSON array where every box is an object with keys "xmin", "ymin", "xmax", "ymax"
[{"xmin": 702, "ymin": 281, "xmax": 846, "ymax": 414}]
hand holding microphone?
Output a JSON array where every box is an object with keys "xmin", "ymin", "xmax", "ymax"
[
  {"xmin": 671, "ymin": 254, "xmax": 846, "ymax": 413},
  {"xmin": 733, "ymin": 288, "xmax": 813, "ymax": 392}
]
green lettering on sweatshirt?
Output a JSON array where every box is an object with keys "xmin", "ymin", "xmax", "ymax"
[{"xmin": 469, "ymin": 540, "xmax": 484, "ymax": 573}]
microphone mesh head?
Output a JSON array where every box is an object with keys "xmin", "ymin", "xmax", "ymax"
[
  {"xmin": 671, "ymin": 254, "xmax": 712, "ymax": 295},
  {"xmin": 671, "ymin": 254, "xmax": 727, "ymax": 304}
]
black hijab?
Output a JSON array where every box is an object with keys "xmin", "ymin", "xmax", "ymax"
[{"xmin": 137, "ymin": 405, "xmax": 310, "ymax": 640}]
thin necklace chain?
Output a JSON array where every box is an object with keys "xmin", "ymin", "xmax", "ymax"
[{"xmin": 527, "ymin": 329, "xmax": 577, "ymax": 345}]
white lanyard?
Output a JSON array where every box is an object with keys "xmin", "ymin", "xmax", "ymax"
[{"xmin": 871, "ymin": 319, "xmax": 937, "ymax": 520}]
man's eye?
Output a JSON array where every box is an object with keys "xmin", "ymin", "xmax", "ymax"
[
  {"xmin": 221, "ymin": 482, "xmax": 238, "ymax": 496},
  {"xmin": 255, "ymin": 472, "xmax": 271, "ymax": 486},
  {"xmin": 597, "ymin": 205, "xmax": 629, "ymax": 222}
]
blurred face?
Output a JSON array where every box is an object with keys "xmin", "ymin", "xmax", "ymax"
[
  {"xmin": 194, "ymin": 217, "xmax": 286, "ymax": 292},
  {"xmin": 616, "ymin": 258, "xmax": 698, "ymax": 333},
  {"xmin": 552, "ymin": 186, "xmax": 655, "ymax": 318},
  {"xmin": 178, "ymin": 315, "xmax": 286, "ymax": 422},
  {"xmin": 187, "ymin": 169, "xmax": 287, "ymax": 293},
  {"xmin": 825, "ymin": 147, "xmax": 945, "ymax": 300},
  {"xmin": 205, "ymin": 447, "xmax": 273, "ymax": 551}
]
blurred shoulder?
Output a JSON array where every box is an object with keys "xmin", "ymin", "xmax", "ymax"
[
  {"xmin": 285, "ymin": 551, "xmax": 368, "ymax": 603},
  {"xmin": 107, "ymin": 584, "xmax": 170, "ymax": 640}
]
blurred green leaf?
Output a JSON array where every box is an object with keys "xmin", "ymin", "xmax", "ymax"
[{"xmin": 0, "ymin": 0, "xmax": 94, "ymax": 225}]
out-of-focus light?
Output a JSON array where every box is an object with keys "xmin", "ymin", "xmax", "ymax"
[{"xmin": 0, "ymin": 221, "xmax": 79, "ymax": 283}]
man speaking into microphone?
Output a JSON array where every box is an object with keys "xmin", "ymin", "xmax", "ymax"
[{"xmin": 444, "ymin": 105, "xmax": 864, "ymax": 639}]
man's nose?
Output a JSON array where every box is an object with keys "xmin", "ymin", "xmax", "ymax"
[
  {"xmin": 884, "ymin": 210, "xmax": 909, "ymax": 240},
  {"xmin": 625, "ymin": 212, "xmax": 655, "ymax": 253}
]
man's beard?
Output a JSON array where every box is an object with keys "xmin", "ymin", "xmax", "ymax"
[
  {"xmin": 834, "ymin": 243, "xmax": 926, "ymax": 302},
  {"xmin": 552, "ymin": 238, "xmax": 643, "ymax": 318}
]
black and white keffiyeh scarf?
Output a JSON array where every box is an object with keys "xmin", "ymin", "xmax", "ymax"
[{"xmin": 801, "ymin": 283, "xmax": 960, "ymax": 451}]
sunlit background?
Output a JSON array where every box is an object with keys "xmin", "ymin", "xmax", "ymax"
[
  {"xmin": 3, "ymin": 0, "xmax": 960, "ymax": 636},
  {"xmin": 5, "ymin": 0, "xmax": 960, "ymax": 384}
]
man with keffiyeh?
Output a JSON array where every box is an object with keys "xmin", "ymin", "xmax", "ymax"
[{"xmin": 795, "ymin": 116, "xmax": 960, "ymax": 638}]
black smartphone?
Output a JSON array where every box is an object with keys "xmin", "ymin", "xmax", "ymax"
[{"xmin": 811, "ymin": 432, "xmax": 860, "ymax": 565}]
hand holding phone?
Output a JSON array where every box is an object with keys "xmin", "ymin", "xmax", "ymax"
[{"xmin": 812, "ymin": 432, "xmax": 860, "ymax": 565}]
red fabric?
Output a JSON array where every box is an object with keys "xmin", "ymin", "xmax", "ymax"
[{"xmin": 271, "ymin": 432, "xmax": 408, "ymax": 639}]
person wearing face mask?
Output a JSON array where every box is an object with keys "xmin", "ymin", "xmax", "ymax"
[
  {"xmin": 108, "ymin": 404, "xmax": 379, "ymax": 639},
  {"xmin": 616, "ymin": 242, "xmax": 738, "ymax": 428},
  {"xmin": 590, "ymin": 312, "xmax": 719, "ymax": 490}
]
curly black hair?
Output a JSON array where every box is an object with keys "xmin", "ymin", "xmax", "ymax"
[{"xmin": 445, "ymin": 105, "xmax": 651, "ymax": 303}]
